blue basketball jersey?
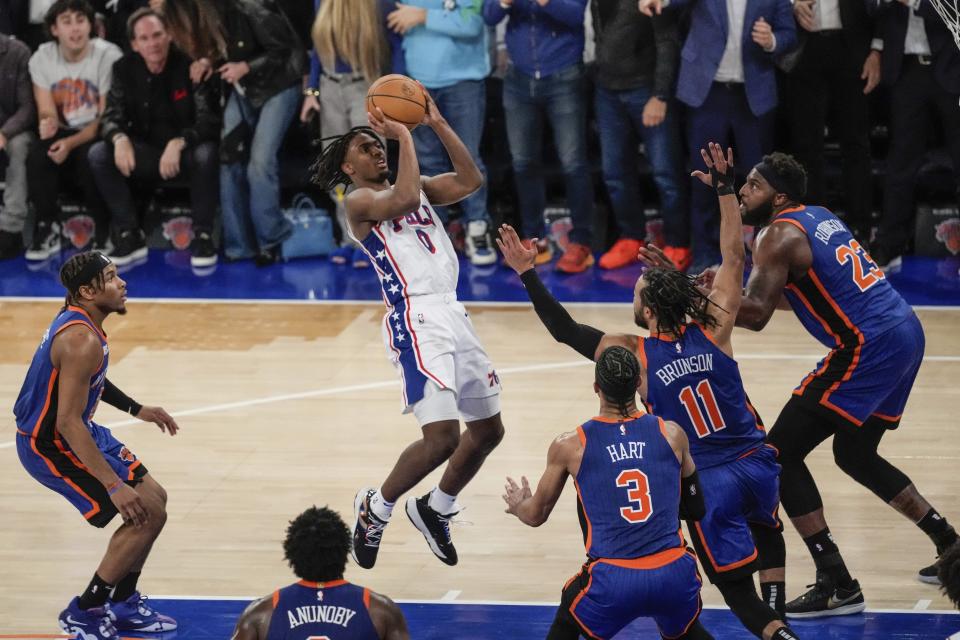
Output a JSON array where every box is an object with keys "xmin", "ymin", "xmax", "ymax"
[
  {"xmin": 774, "ymin": 206, "xmax": 913, "ymax": 348},
  {"xmin": 266, "ymin": 580, "xmax": 378, "ymax": 640},
  {"xmin": 14, "ymin": 306, "xmax": 109, "ymax": 440},
  {"xmin": 574, "ymin": 412, "xmax": 684, "ymax": 560},
  {"xmin": 639, "ymin": 324, "xmax": 765, "ymax": 470}
]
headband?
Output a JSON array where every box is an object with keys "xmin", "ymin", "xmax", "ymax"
[
  {"xmin": 755, "ymin": 161, "xmax": 805, "ymax": 201},
  {"xmin": 64, "ymin": 252, "xmax": 113, "ymax": 294}
]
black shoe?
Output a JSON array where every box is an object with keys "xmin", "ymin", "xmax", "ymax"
[
  {"xmin": 785, "ymin": 574, "xmax": 865, "ymax": 619},
  {"xmin": 405, "ymin": 493, "xmax": 459, "ymax": 566},
  {"xmin": 25, "ymin": 222, "xmax": 60, "ymax": 261},
  {"xmin": 254, "ymin": 246, "xmax": 280, "ymax": 267},
  {"xmin": 919, "ymin": 562, "xmax": 941, "ymax": 584},
  {"xmin": 0, "ymin": 230, "xmax": 24, "ymax": 260},
  {"xmin": 109, "ymin": 230, "xmax": 147, "ymax": 266},
  {"xmin": 351, "ymin": 488, "xmax": 389, "ymax": 570},
  {"xmin": 190, "ymin": 232, "xmax": 218, "ymax": 268}
]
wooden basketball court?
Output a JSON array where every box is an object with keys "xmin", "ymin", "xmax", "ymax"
[{"xmin": 1, "ymin": 299, "xmax": 957, "ymax": 632}]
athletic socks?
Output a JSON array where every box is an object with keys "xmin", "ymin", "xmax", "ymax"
[
  {"xmin": 111, "ymin": 571, "xmax": 141, "ymax": 602},
  {"xmin": 370, "ymin": 489, "xmax": 395, "ymax": 521},
  {"xmin": 917, "ymin": 509, "xmax": 958, "ymax": 553},
  {"xmin": 773, "ymin": 626, "xmax": 800, "ymax": 640},
  {"xmin": 78, "ymin": 573, "xmax": 114, "ymax": 610},
  {"xmin": 761, "ymin": 581, "xmax": 786, "ymax": 619},
  {"xmin": 428, "ymin": 486, "xmax": 458, "ymax": 515},
  {"xmin": 803, "ymin": 528, "xmax": 852, "ymax": 586}
]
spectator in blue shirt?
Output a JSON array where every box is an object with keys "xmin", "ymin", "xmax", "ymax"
[
  {"xmin": 387, "ymin": 0, "xmax": 496, "ymax": 266},
  {"xmin": 483, "ymin": 0, "xmax": 595, "ymax": 274}
]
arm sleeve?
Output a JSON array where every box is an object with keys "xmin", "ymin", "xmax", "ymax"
[
  {"xmin": 102, "ymin": 378, "xmax": 142, "ymax": 416},
  {"xmin": 519, "ymin": 269, "xmax": 603, "ymax": 360},
  {"xmin": 679, "ymin": 470, "xmax": 706, "ymax": 521}
]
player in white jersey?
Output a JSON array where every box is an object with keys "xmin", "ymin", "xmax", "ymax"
[{"xmin": 312, "ymin": 89, "xmax": 505, "ymax": 570}]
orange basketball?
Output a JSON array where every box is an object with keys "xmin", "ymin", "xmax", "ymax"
[{"xmin": 366, "ymin": 74, "xmax": 426, "ymax": 130}]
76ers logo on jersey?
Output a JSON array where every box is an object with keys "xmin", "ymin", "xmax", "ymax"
[
  {"xmin": 392, "ymin": 205, "xmax": 439, "ymax": 254},
  {"xmin": 488, "ymin": 369, "xmax": 500, "ymax": 388}
]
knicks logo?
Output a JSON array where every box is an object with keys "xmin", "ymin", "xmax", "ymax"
[
  {"xmin": 63, "ymin": 214, "xmax": 96, "ymax": 249},
  {"xmin": 118, "ymin": 447, "xmax": 137, "ymax": 463},
  {"xmin": 935, "ymin": 218, "xmax": 960, "ymax": 255},
  {"xmin": 162, "ymin": 216, "xmax": 194, "ymax": 250}
]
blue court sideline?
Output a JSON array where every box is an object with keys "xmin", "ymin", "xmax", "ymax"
[
  {"xmin": 0, "ymin": 251, "xmax": 958, "ymax": 306},
  {"xmin": 105, "ymin": 598, "xmax": 959, "ymax": 639}
]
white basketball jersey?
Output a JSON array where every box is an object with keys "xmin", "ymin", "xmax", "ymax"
[{"xmin": 349, "ymin": 190, "xmax": 459, "ymax": 307}]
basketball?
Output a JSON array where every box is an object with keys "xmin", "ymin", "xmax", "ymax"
[{"xmin": 366, "ymin": 74, "xmax": 426, "ymax": 130}]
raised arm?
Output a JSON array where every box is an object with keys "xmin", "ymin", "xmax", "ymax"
[
  {"xmin": 419, "ymin": 89, "xmax": 483, "ymax": 206},
  {"xmin": 496, "ymin": 224, "xmax": 608, "ymax": 359},
  {"xmin": 503, "ymin": 431, "xmax": 578, "ymax": 527},
  {"xmin": 369, "ymin": 591, "xmax": 411, "ymax": 640},
  {"xmin": 737, "ymin": 222, "xmax": 809, "ymax": 331},
  {"xmin": 229, "ymin": 595, "xmax": 273, "ymax": 640},
  {"xmin": 346, "ymin": 109, "xmax": 422, "ymax": 224},
  {"xmin": 691, "ymin": 143, "xmax": 744, "ymax": 354}
]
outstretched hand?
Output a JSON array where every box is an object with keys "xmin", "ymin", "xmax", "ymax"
[
  {"xmin": 503, "ymin": 475, "xmax": 532, "ymax": 516},
  {"xmin": 496, "ymin": 224, "xmax": 537, "ymax": 274},
  {"xmin": 367, "ymin": 106, "xmax": 409, "ymax": 140},
  {"xmin": 638, "ymin": 243, "xmax": 678, "ymax": 270},
  {"xmin": 418, "ymin": 83, "xmax": 447, "ymax": 129},
  {"xmin": 136, "ymin": 405, "xmax": 179, "ymax": 436},
  {"xmin": 691, "ymin": 142, "xmax": 735, "ymax": 192}
]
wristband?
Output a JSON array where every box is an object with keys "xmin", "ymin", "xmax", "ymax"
[
  {"xmin": 107, "ymin": 479, "xmax": 123, "ymax": 495},
  {"xmin": 716, "ymin": 184, "xmax": 735, "ymax": 196}
]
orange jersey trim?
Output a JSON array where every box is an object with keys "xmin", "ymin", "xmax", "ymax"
[
  {"xmin": 774, "ymin": 205, "xmax": 806, "ymax": 218},
  {"xmin": 772, "ymin": 218, "xmax": 807, "ymax": 234},
  {"xmin": 54, "ymin": 319, "xmax": 106, "ymax": 372},
  {"xmin": 597, "ymin": 545, "xmax": 687, "ymax": 570},
  {"xmin": 66, "ymin": 305, "xmax": 107, "ymax": 340},
  {"xmin": 271, "ymin": 590, "xmax": 279, "ymax": 609},
  {"xmin": 872, "ymin": 412, "xmax": 902, "ymax": 423},
  {"xmin": 693, "ymin": 521, "xmax": 758, "ymax": 572},
  {"xmin": 363, "ymin": 587, "xmax": 371, "ymax": 610},
  {"xmin": 568, "ymin": 566, "xmax": 602, "ymax": 640},
  {"xmin": 297, "ymin": 579, "xmax": 348, "ymax": 589},
  {"xmin": 590, "ymin": 410, "xmax": 646, "ymax": 424}
]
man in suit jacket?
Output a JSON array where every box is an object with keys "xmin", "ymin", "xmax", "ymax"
[
  {"xmin": 641, "ymin": 0, "xmax": 796, "ymax": 274},
  {"xmin": 869, "ymin": 0, "xmax": 960, "ymax": 270},
  {"xmin": 783, "ymin": 0, "xmax": 879, "ymax": 241}
]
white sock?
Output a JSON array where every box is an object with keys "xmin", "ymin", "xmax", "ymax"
[
  {"xmin": 369, "ymin": 489, "xmax": 394, "ymax": 521},
  {"xmin": 427, "ymin": 486, "xmax": 458, "ymax": 515}
]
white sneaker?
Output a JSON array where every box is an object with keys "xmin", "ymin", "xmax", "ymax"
[{"xmin": 465, "ymin": 220, "xmax": 497, "ymax": 266}]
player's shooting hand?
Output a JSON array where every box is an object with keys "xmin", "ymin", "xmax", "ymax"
[
  {"xmin": 367, "ymin": 107, "xmax": 408, "ymax": 140},
  {"xmin": 495, "ymin": 224, "xmax": 537, "ymax": 274},
  {"xmin": 137, "ymin": 405, "xmax": 180, "ymax": 436},
  {"xmin": 503, "ymin": 476, "xmax": 532, "ymax": 516},
  {"xmin": 638, "ymin": 0, "xmax": 663, "ymax": 16},
  {"xmin": 695, "ymin": 267, "xmax": 717, "ymax": 291},
  {"xmin": 690, "ymin": 142, "xmax": 735, "ymax": 192},
  {"xmin": 111, "ymin": 483, "xmax": 149, "ymax": 527},
  {"xmin": 418, "ymin": 83, "xmax": 446, "ymax": 129},
  {"xmin": 638, "ymin": 243, "xmax": 677, "ymax": 270}
]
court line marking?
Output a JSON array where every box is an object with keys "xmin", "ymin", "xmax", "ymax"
[
  {"xmin": 914, "ymin": 599, "xmax": 932, "ymax": 610},
  {"xmin": 440, "ymin": 590, "xmax": 461, "ymax": 602},
  {"xmin": 2, "ymin": 296, "xmax": 960, "ymax": 311},
  {"xmin": 4, "ymin": 352, "xmax": 960, "ymax": 452},
  {"xmin": 145, "ymin": 594, "xmax": 960, "ymax": 614}
]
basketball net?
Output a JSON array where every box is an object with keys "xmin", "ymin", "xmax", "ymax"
[{"xmin": 928, "ymin": 0, "xmax": 960, "ymax": 105}]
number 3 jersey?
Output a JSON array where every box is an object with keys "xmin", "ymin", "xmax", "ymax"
[
  {"xmin": 639, "ymin": 324, "xmax": 765, "ymax": 470},
  {"xmin": 773, "ymin": 205, "xmax": 913, "ymax": 348},
  {"xmin": 574, "ymin": 412, "xmax": 685, "ymax": 560}
]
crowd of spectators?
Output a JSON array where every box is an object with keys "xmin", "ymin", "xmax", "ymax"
[{"xmin": 0, "ymin": 0, "xmax": 957, "ymax": 274}]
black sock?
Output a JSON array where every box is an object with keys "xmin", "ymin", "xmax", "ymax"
[
  {"xmin": 773, "ymin": 626, "xmax": 800, "ymax": 640},
  {"xmin": 917, "ymin": 509, "xmax": 958, "ymax": 553},
  {"xmin": 761, "ymin": 581, "xmax": 786, "ymax": 619},
  {"xmin": 803, "ymin": 528, "xmax": 851, "ymax": 585},
  {"xmin": 77, "ymin": 573, "xmax": 114, "ymax": 610},
  {"xmin": 111, "ymin": 571, "xmax": 141, "ymax": 602}
]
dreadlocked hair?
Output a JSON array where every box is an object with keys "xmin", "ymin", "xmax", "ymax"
[
  {"xmin": 310, "ymin": 126, "xmax": 380, "ymax": 192},
  {"xmin": 283, "ymin": 506, "xmax": 351, "ymax": 582},
  {"xmin": 641, "ymin": 267, "xmax": 721, "ymax": 340},
  {"xmin": 596, "ymin": 346, "xmax": 641, "ymax": 417},
  {"xmin": 59, "ymin": 252, "xmax": 105, "ymax": 311}
]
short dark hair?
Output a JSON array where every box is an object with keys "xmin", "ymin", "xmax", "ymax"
[
  {"xmin": 127, "ymin": 7, "xmax": 167, "ymax": 41},
  {"xmin": 757, "ymin": 152, "xmax": 807, "ymax": 201},
  {"xmin": 283, "ymin": 506, "xmax": 351, "ymax": 582},
  {"xmin": 595, "ymin": 346, "xmax": 640, "ymax": 416},
  {"xmin": 45, "ymin": 0, "xmax": 95, "ymax": 37},
  {"xmin": 939, "ymin": 541, "xmax": 960, "ymax": 609}
]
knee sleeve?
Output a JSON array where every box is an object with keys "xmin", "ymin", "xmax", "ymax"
[
  {"xmin": 832, "ymin": 442, "xmax": 911, "ymax": 502},
  {"xmin": 751, "ymin": 523, "xmax": 786, "ymax": 571},
  {"xmin": 717, "ymin": 577, "xmax": 779, "ymax": 639}
]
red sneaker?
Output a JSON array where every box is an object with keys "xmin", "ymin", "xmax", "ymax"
[
  {"xmin": 599, "ymin": 238, "xmax": 644, "ymax": 270},
  {"xmin": 663, "ymin": 245, "xmax": 692, "ymax": 272},
  {"xmin": 521, "ymin": 238, "xmax": 553, "ymax": 265},
  {"xmin": 556, "ymin": 243, "xmax": 595, "ymax": 274}
]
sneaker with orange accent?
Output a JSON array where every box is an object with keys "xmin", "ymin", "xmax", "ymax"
[
  {"xmin": 521, "ymin": 238, "xmax": 553, "ymax": 265},
  {"xmin": 663, "ymin": 245, "xmax": 693, "ymax": 272},
  {"xmin": 556, "ymin": 243, "xmax": 594, "ymax": 274},
  {"xmin": 599, "ymin": 238, "xmax": 644, "ymax": 270}
]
